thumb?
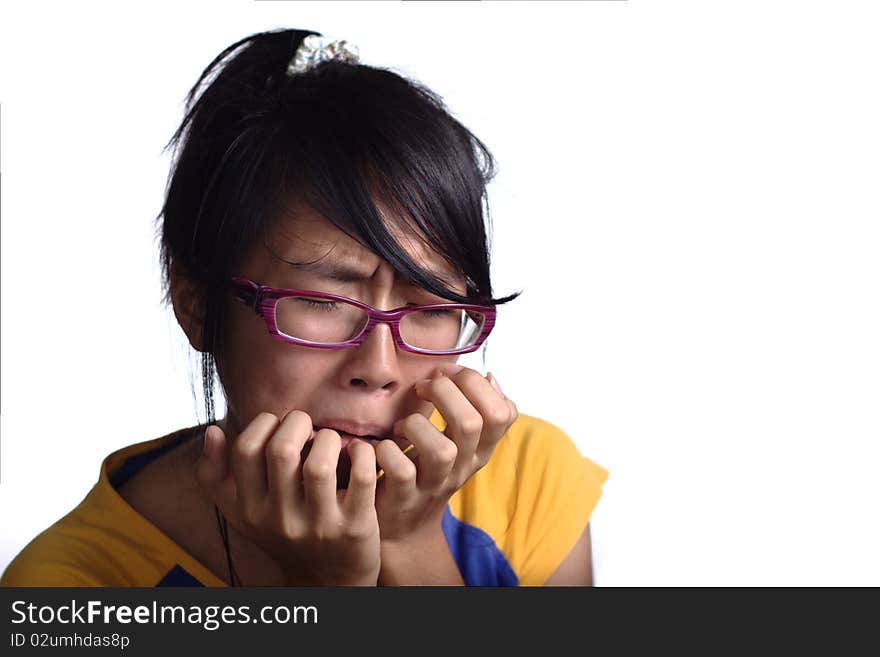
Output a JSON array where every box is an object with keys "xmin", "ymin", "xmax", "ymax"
[{"xmin": 195, "ymin": 425, "xmax": 237, "ymax": 514}]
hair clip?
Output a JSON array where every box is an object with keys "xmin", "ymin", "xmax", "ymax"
[{"xmin": 286, "ymin": 34, "xmax": 360, "ymax": 76}]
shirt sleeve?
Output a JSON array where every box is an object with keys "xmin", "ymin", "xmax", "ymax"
[
  {"xmin": 505, "ymin": 417, "xmax": 608, "ymax": 585},
  {"xmin": 1, "ymin": 537, "xmax": 107, "ymax": 587}
]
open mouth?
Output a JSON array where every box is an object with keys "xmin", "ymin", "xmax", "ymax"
[
  {"xmin": 313, "ymin": 426, "xmax": 385, "ymax": 444},
  {"xmin": 307, "ymin": 426, "xmax": 405, "ymax": 489}
]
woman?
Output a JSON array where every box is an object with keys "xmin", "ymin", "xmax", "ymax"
[{"xmin": 2, "ymin": 29, "xmax": 607, "ymax": 586}]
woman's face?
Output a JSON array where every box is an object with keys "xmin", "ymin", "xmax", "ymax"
[{"xmin": 214, "ymin": 204, "xmax": 463, "ymax": 459}]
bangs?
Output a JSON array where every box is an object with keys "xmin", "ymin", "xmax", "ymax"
[{"xmin": 256, "ymin": 60, "xmax": 499, "ymax": 304}]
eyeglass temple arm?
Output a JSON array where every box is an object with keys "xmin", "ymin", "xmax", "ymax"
[{"xmin": 230, "ymin": 279, "xmax": 263, "ymax": 314}]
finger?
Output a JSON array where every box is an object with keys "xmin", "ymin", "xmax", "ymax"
[
  {"xmin": 375, "ymin": 443, "xmax": 416, "ymax": 480},
  {"xmin": 401, "ymin": 363, "xmax": 464, "ymax": 426},
  {"xmin": 468, "ymin": 371, "xmax": 517, "ymax": 438},
  {"xmin": 487, "ymin": 372, "xmax": 507, "ymax": 399},
  {"xmin": 230, "ymin": 412, "xmax": 278, "ymax": 509},
  {"xmin": 447, "ymin": 369, "xmax": 515, "ymax": 452},
  {"xmin": 195, "ymin": 425, "xmax": 238, "ymax": 519},
  {"xmin": 342, "ymin": 439, "xmax": 377, "ymax": 517},
  {"xmin": 414, "ymin": 373, "xmax": 483, "ymax": 457},
  {"xmin": 374, "ymin": 439, "xmax": 418, "ymax": 502},
  {"xmin": 456, "ymin": 370, "xmax": 517, "ymax": 468},
  {"xmin": 392, "ymin": 413, "xmax": 457, "ymax": 489},
  {"xmin": 302, "ymin": 428, "xmax": 342, "ymax": 518},
  {"xmin": 504, "ymin": 396, "xmax": 518, "ymax": 424},
  {"xmin": 265, "ymin": 410, "xmax": 313, "ymax": 510},
  {"xmin": 432, "ymin": 362, "xmax": 465, "ymax": 379}
]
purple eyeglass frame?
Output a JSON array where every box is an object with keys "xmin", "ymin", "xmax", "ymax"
[{"xmin": 229, "ymin": 276, "xmax": 496, "ymax": 356}]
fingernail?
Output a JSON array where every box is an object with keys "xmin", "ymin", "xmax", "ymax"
[
  {"xmin": 438, "ymin": 364, "xmax": 464, "ymax": 377},
  {"xmin": 487, "ymin": 372, "xmax": 505, "ymax": 398}
]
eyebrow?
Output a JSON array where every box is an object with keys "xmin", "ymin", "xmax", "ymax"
[
  {"xmin": 287, "ymin": 258, "xmax": 463, "ymax": 292},
  {"xmin": 290, "ymin": 260, "xmax": 375, "ymax": 283}
]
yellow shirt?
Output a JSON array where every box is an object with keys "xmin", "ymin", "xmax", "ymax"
[{"xmin": 1, "ymin": 411, "xmax": 607, "ymax": 586}]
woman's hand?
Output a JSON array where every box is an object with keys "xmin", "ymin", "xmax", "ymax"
[
  {"xmin": 195, "ymin": 410, "xmax": 381, "ymax": 586},
  {"xmin": 375, "ymin": 365, "xmax": 518, "ymax": 549}
]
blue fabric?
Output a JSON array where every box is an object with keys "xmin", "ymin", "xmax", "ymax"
[
  {"xmin": 156, "ymin": 564, "xmax": 204, "ymax": 587},
  {"xmin": 441, "ymin": 506, "xmax": 519, "ymax": 586},
  {"xmin": 109, "ymin": 433, "xmax": 192, "ymax": 489}
]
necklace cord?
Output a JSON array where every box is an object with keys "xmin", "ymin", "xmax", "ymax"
[{"xmin": 214, "ymin": 505, "xmax": 240, "ymax": 586}]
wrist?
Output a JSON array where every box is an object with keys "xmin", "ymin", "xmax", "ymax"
[
  {"xmin": 378, "ymin": 528, "xmax": 463, "ymax": 586},
  {"xmin": 380, "ymin": 527, "xmax": 441, "ymax": 557}
]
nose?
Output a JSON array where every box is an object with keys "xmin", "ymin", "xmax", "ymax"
[{"xmin": 342, "ymin": 321, "xmax": 402, "ymax": 392}]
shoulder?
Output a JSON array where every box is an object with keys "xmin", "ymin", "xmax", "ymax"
[
  {"xmin": 502, "ymin": 414, "xmax": 607, "ymax": 585},
  {"xmin": 1, "ymin": 489, "xmax": 116, "ymax": 586},
  {"xmin": 2, "ymin": 427, "xmax": 219, "ymax": 587}
]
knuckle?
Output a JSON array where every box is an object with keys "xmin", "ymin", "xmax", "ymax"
[
  {"xmin": 278, "ymin": 520, "xmax": 299, "ymax": 542},
  {"xmin": 488, "ymin": 403, "xmax": 512, "ymax": 426},
  {"xmin": 233, "ymin": 437, "xmax": 262, "ymax": 461},
  {"xmin": 401, "ymin": 461, "xmax": 418, "ymax": 482},
  {"xmin": 312, "ymin": 522, "xmax": 342, "ymax": 542},
  {"xmin": 239, "ymin": 504, "xmax": 263, "ymax": 531},
  {"xmin": 402, "ymin": 413, "xmax": 427, "ymax": 432},
  {"xmin": 389, "ymin": 461, "xmax": 417, "ymax": 484},
  {"xmin": 454, "ymin": 368, "xmax": 481, "ymax": 385},
  {"xmin": 457, "ymin": 414, "xmax": 483, "ymax": 436},
  {"xmin": 436, "ymin": 440, "xmax": 458, "ymax": 465},
  {"xmin": 266, "ymin": 436, "xmax": 302, "ymax": 464},
  {"xmin": 348, "ymin": 468, "xmax": 375, "ymax": 489},
  {"xmin": 342, "ymin": 521, "xmax": 371, "ymax": 541},
  {"xmin": 303, "ymin": 459, "xmax": 335, "ymax": 482}
]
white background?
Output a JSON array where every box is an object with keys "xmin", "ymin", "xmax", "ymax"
[{"xmin": 1, "ymin": 0, "xmax": 878, "ymax": 586}]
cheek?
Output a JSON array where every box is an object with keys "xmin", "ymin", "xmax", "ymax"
[
  {"xmin": 218, "ymin": 333, "xmax": 335, "ymax": 424},
  {"xmin": 396, "ymin": 359, "xmax": 454, "ymax": 409},
  {"xmin": 410, "ymin": 355, "xmax": 459, "ymax": 380}
]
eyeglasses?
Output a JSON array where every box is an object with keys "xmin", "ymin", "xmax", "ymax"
[{"xmin": 229, "ymin": 276, "xmax": 496, "ymax": 356}]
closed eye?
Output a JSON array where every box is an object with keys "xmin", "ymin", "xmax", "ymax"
[{"xmin": 303, "ymin": 299, "xmax": 339, "ymax": 310}]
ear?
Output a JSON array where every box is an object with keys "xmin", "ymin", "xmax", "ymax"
[{"xmin": 170, "ymin": 260, "xmax": 207, "ymax": 353}]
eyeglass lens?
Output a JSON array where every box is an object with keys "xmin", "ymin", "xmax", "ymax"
[{"xmin": 274, "ymin": 296, "xmax": 487, "ymax": 351}]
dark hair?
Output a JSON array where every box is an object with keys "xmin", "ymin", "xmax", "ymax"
[{"xmin": 156, "ymin": 27, "xmax": 519, "ymax": 431}]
